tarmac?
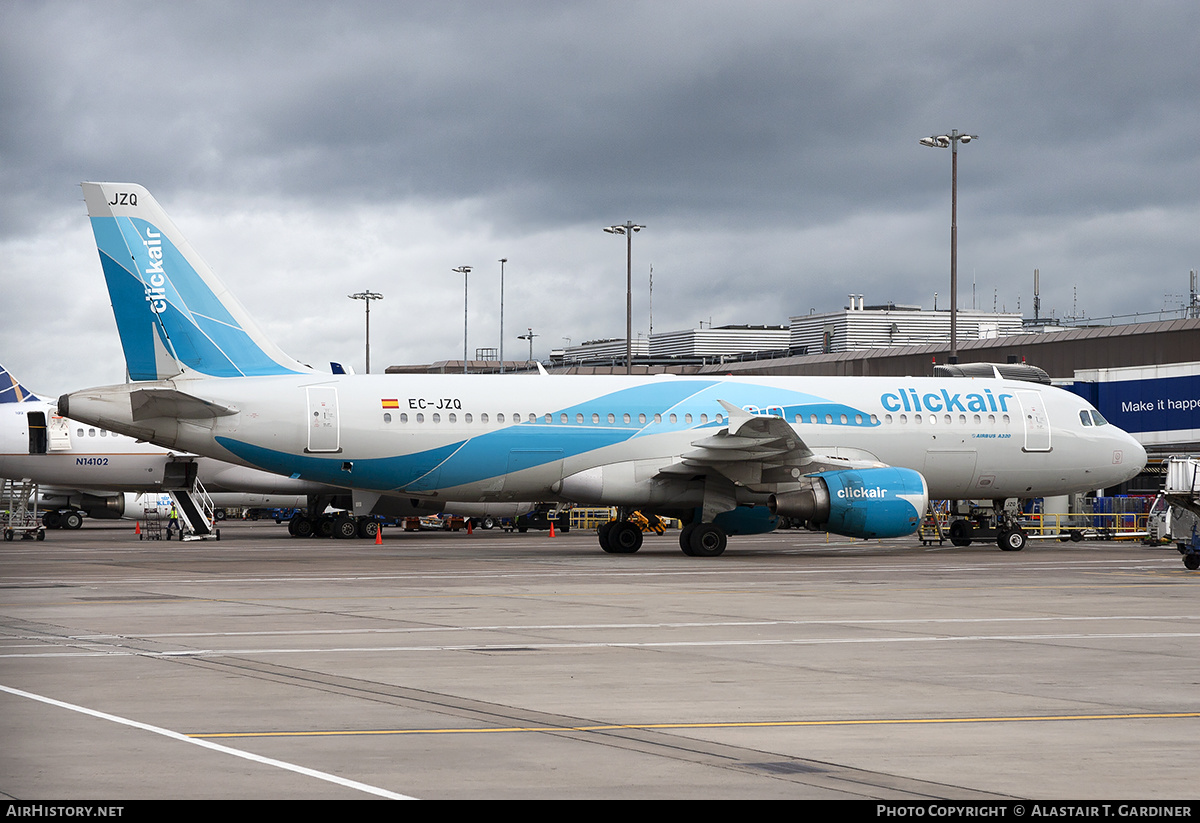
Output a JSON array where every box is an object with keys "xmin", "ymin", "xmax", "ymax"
[{"xmin": 1, "ymin": 520, "xmax": 1196, "ymax": 800}]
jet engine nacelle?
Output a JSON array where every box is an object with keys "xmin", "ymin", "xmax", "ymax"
[
  {"xmin": 77, "ymin": 492, "xmax": 127, "ymax": 520},
  {"xmin": 768, "ymin": 467, "xmax": 928, "ymax": 539}
]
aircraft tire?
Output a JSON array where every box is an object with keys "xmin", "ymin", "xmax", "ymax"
[
  {"xmin": 998, "ymin": 528, "xmax": 1027, "ymax": 551},
  {"xmin": 688, "ymin": 523, "xmax": 727, "ymax": 557},
  {"xmin": 291, "ymin": 517, "xmax": 315, "ymax": 539},
  {"xmin": 606, "ymin": 522, "xmax": 642, "ymax": 554},
  {"xmin": 679, "ymin": 524, "xmax": 697, "ymax": 555},
  {"xmin": 948, "ymin": 519, "xmax": 972, "ymax": 547},
  {"xmin": 357, "ymin": 518, "xmax": 380, "ymax": 539},
  {"xmin": 64, "ymin": 512, "xmax": 83, "ymax": 530},
  {"xmin": 597, "ymin": 521, "xmax": 614, "ymax": 552},
  {"xmin": 333, "ymin": 515, "xmax": 357, "ymax": 539}
]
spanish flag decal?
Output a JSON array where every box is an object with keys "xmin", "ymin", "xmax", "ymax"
[{"xmin": 381, "ymin": 399, "xmax": 400, "ymax": 409}]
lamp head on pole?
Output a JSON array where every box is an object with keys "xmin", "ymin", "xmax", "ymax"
[
  {"xmin": 604, "ymin": 222, "xmax": 645, "ymax": 236},
  {"xmin": 920, "ymin": 132, "xmax": 977, "ymax": 149}
]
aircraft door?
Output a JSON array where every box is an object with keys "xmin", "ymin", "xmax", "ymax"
[
  {"xmin": 26, "ymin": 412, "xmax": 47, "ymax": 454},
  {"xmin": 306, "ymin": 387, "xmax": 340, "ymax": 453},
  {"xmin": 1015, "ymin": 390, "xmax": 1052, "ymax": 452}
]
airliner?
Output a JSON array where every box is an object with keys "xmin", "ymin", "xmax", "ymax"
[
  {"xmin": 3, "ymin": 362, "xmax": 522, "ymax": 538},
  {"xmin": 58, "ymin": 182, "xmax": 1147, "ymax": 556},
  {"xmin": 1, "ymin": 363, "xmax": 318, "ymax": 530}
]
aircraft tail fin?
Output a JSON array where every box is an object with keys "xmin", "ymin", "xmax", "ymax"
[
  {"xmin": 0, "ymin": 363, "xmax": 41, "ymax": 404},
  {"xmin": 81, "ymin": 182, "xmax": 313, "ymax": 381}
]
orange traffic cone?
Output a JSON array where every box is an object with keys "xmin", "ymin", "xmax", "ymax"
[
  {"xmin": 467, "ymin": 519, "xmax": 473, "ymax": 535},
  {"xmin": 135, "ymin": 522, "xmax": 141, "ymax": 536},
  {"xmin": 549, "ymin": 521, "xmax": 556, "ymax": 537},
  {"xmin": 375, "ymin": 525, "xmax": 383, "ymax": 545}
]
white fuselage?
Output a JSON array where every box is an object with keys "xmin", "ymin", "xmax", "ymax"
[{"xmin": 60, "ymin": 373, "xmax": 1148, "ymax": 508}]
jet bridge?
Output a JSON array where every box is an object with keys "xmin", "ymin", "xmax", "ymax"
[{"xmin": 1160, "ymin": 455, "xmax": 1200, "ymax": 569}]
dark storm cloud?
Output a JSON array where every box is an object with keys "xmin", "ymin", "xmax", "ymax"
[{"xmin": 0, "ymin": 1, "xmax": 1197, "ymax": 392}]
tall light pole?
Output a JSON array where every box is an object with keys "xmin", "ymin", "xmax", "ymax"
[
  {"xmin": 517, "ymin": 328, "xmax": 538, "ymax": 365},
  {"xmin": 452, "ymin": 266, "xmax": 472, "ymax": 373},
  {"xmin": 920, "ymin": 129, "xmax": 977, "ymax": 364},
  {"xmin": 347, "ymin": 290, "xmax": 383, "ymax": 374},
  {"xmin": 498, "ymin": 258, "xmax": 507, "ymax": 373},
  {"xmin": 604, "ymin": 221, "xmax": 645, "ymax": 374}
]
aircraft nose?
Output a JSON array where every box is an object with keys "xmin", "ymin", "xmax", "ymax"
[{"xmin": 1114, "ymin": 430, "xmax": 1147, "ymax": 482}]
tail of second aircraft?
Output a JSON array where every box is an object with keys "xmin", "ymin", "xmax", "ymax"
[
  {"xmin": 81, "ymin": 182, "xmax": 313, "ymax": 381},
  {"xmin": 0, "ymin": 363, "xmax": 42, "ymax": 404}
]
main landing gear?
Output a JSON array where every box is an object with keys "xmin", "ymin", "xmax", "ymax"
[
  {"xmin": 598, "ymin": 520, "xmax": 642, "ymax": 554},
  {"xmin": 597, "ymin": 517, "xmax": 730, "ymax": 557}
]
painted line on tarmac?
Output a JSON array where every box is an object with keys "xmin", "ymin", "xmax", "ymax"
[
  {"xmin": 70, "ymin": 613, "xmax": 1200, "ymax": 640},
  {"xmin": 5, "ymin": 629, "xmax": 1200, "ymax": 658},
  {"xmin": 0, "ymin": 684, "xmax": 415, "ymax": 800},
  {"xmin": 191, "ymin": 711, "xmax": 1200, "ymax": 739}
]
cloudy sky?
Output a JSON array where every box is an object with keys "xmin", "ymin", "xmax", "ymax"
[{"xmin": 1, "ymin": 1, "xmax": 1197, "ymax": 395}]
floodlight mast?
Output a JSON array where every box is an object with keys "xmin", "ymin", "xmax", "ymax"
[
  {"xmin": 348, "ymin": 290, "xmax": 383, "ymax": 373},
  {"xmin": 452, "ymin": 266, "xmax": 472, "ymax": 373},
  {"xmin": 920, "ymin": 129, "xmax": 977, "ymax": 364},
  {"xmin": 604, "ymin": 221, "xmax": 646, "ymax": 374}
]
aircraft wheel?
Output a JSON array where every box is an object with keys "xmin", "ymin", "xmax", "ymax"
[
  {"xmin": 62, "ymin": 512, "xmax": 83, "ymax": 530},
  {"xmin": 316, "ymin": 516, "xmax": 336, "ymax": 538},
  {"xmin": 688, "ymin": 523, "xmax": 727, "ymax": 557},
  {"xmin": 42, "ymin": 511, "xmax": 61, "ymax": 529},
  {"xmin": 606, "ymin": 521, "xmax": 643, "ymax": 554},
  {"xmin": 357, "ymin": 518, "xmax": 380, "ymax": 539},
  {"xmin": 291, "ymin": 516, "xmax": 315, "ymax": 539},
  {"xmin": 333, "ymin": 515, "xmax": 357, "ymax": 539},
  {"xmin": 1183, "ymin": 554, "xmax": 1200, "ymax": 571},
  {"xmin": 679, "ymin": 524, "xmax": 697, "ymax": 555},
  {"xmin": 948, "ymin": 519, "xmax": 972, "ymax": 547},
  {"xmin": 999, "ymin": 528, "xmax": 1027, "ymax": 551},
  {"xmin": 597, "ymin": 521, "xmax": 614, "ymax": 552},
  {"xmin": 480, "ymin": 516, "xmax": 495, "ymax": 530}
]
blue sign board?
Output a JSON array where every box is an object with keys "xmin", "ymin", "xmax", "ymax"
[{"xmin": 1067, "ymin": 374, "xmax": 1200, "ymax": 434}]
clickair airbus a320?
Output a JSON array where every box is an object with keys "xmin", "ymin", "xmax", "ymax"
[{"xmin": 59, "ymin": 183, "xmax": 1146, "ymax": 556}]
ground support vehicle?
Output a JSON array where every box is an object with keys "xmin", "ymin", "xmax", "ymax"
[{"xmin": 2, "ymin": 479, "xmax": 44, "ymax": 542}]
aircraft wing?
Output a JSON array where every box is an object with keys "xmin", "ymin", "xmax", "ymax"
[{"xmin": 660, "ymin": 399, "xmax": 883, "ymax": 490}]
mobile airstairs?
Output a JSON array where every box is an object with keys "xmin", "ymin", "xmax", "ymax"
[
  {"xmin": 164, "ymin": 459, "xmax": 219, "ymax": 541},
  {"xmin": 1160, "ymin": 455, "xmax": 1200, "ymax": 570},
  {"xmin": 2, "ymin": 479, "xmax": 44, "ymax": 541}
]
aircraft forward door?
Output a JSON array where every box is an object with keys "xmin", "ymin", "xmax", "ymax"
[
  {"xmin": 1015, "ymin": 390, "xmax": 1052, "ymax": 452},
  {"xmin": 305, "ymin": 387, "xmax": 340, "ymax": 453}
]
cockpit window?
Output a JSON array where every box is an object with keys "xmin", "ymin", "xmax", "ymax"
[
  {"xmin": 1079, "ymin": 410, "xmax": 1093, "ymax": 427},
  {"xmin": 1090, "ymin": 410, "xmax": 1108, "ymax": 426}
]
